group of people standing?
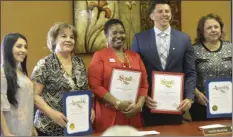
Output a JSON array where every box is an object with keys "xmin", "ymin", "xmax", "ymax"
[{"xmin": 1, "ymin": 0, "xmax": 232, "ymax": 136}]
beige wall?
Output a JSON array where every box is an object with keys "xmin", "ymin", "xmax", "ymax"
[
  {"xmin": 182, "ymin": 1, "xmax": 231, "ymax": 43},
  {"xmin": 1, "ymin": 1, "xmax": 74, "ymax": 76},
  {"xmin": 1, "ymin": 1, "xmax": 231, "ymax": 76}
]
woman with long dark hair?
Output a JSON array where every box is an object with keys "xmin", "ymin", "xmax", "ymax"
[{"xmin": 1, "ymin": 33, "xmax": 37, "ymax": 136}]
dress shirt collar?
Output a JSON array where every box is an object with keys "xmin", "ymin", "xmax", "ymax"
[{"xmin": 154, "ymin": 25, "xmax": 171, "ymax": 36}]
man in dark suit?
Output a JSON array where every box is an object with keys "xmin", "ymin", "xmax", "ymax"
[{"xmin": 131, "ymin": 0, "xmax": 196, "ymax": 126}]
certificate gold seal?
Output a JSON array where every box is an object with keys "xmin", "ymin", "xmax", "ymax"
[
  {"xmin": 212, "ymin": 105, "xmax": 218, "ymax": 111},
  {"xmin": 69, "ymin": 123, "xmax": 75, "ymax": 130}
]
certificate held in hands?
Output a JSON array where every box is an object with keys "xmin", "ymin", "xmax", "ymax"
[
  {"xmin": 151, "ymin": 71, "xmax": 184, "ymax": 114},
  {"xmin": 206, "ymin": 78, "xmax": 232, "ymax": 118},
  {"xmin": 109, "ymin": 68, "xmax": 142, "ymax": 103},
  {"xmin": 63, "ymin": 90, "xmax": 92, "ymax": 136}
]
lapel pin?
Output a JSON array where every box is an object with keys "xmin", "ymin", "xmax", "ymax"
[{"xmin": 172, "ymin": 48, "xmax": 175, "ymax": 50}]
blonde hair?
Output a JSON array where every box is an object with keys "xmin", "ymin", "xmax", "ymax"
[
  {"xmin": 47, "ymin": 22, "xmax": 77, "ymax": 52},
  {"xmin": 101, "ymin": 125, "xmax": 141, "ymax": 136}
]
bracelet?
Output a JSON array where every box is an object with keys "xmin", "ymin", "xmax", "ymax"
[{"xmin": 114, "ymin": 100, "xmax": 121, "ymax": 110}]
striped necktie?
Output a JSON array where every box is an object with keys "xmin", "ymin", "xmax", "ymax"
[{"xmin": 158, "ymin": 32, "xmax": 168, "ymax": 69}]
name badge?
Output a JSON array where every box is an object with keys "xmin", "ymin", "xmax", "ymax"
[{"xmin": 109, "ymin": 58, "xmax": 116, "ymax": 63}]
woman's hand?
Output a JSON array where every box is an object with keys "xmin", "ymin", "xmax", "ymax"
[
  {"xmin": 31, "ymin": 126, "xmax": 38, "ymax": 136},
  {"xmin": 123, "ymin": 103, "xmax": 141, "ymax": 118},
  {"xmin": 1, "ymin": 111, "xmax": 15, "ymax": 136},
  {"xmin": 91, "ymin": 108, "xmax": 95, "ymax": 123},
  {"xmin": 48, "ymin": 109, "xmax": 68, "ymax": 127},
  {"xmin": 117, "ymin": 101, "xmax": 131, "ymax": 111},
  {"xmin": 4, "ymin": 132, "xmax": 14, "ymax": 136},
  {"xmin": 196, "ymin": 91, "xmax": 208, "ymax": 106}
]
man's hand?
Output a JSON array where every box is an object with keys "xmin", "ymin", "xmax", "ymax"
[
  {"xmin": 145, "ymin": 96, "xmax": 157, "ymax": 109},
  {"xmin": 177, "ymin": 99, "xmax": 192, "ymax": 111}
]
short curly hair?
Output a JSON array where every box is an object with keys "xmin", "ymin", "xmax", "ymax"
[
  {"xmin": 47, "ymin": 22, "xmax": 77, "ymax": 52},
  {"xmin": 195, "ymin": 14, "xmax": 224, "ymax": 44},
  {"xmin": 104, "ymin": 18, "xmax": 125, "ymax": 36}
]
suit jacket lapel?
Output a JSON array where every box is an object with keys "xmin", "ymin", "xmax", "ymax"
[
  {"xmin": 148, "ymin": 29, "xmax": 163, "ymax": 70},
  {"xmin": 165, "ymin": 28, "xmax": 176, "ymax": 70}
]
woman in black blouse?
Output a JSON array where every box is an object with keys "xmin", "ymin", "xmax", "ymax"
[
  {"xmin": 31, "ymin": 22, "xmax": 95, "ymax": 136},
  {"xmin": 189, "ymin": 14, "xmax": 232, "ymax": 121}
]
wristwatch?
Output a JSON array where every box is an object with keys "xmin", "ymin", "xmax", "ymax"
[{"xmin": 114, "ymin": 100, "xmax": 121, "ymax": 109}]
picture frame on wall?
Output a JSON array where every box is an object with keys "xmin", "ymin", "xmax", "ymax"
[{"xmin": 73, "ymin": 0, "xmax": 181, "ymax": 54}]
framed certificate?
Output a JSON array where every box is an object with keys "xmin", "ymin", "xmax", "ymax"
[
  {"xmin": 109, "ymin": 68, "xmax": 142, "ymax": 103},
  {"xmin": 63, "ymin": 90, "xmax": 92, "ymax": 136},
  {"xmin": 206, "ymin": 78, "xmax": 232, "ymax": 118},
  {"xmin": 151, "ymin": 71, "xmax": 184, "ymax": 114}
]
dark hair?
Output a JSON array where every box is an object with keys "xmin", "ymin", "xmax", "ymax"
[
  {"xmin": 1, "ymin": 33, "xmax": 28, "ymax": 107},
  {"xmin": 47, "ymin": 22, "xmax": 78, "ymax": 52},
  {"xmin": 195, "ymin": 13, "xmax": 224, "ymax": 44},
  {"xmin": 104, "ymin": 19, "xmax": 125, "ymax": 36},
  {"xmin": 149, "ymin": 0, "xmax": 171, "ymax": 14}
]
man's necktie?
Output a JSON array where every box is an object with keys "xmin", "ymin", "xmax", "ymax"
[{"xmin": 158, "ymin": 32, "xmax": 168, "ymax": 69}]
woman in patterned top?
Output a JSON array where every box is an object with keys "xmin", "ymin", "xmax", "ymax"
[
  {"xmin": 31, "ymin": 22, "xmax": 95, "ymax": 136},
  {"xmin": 189, "ymin": 14, "xmax": 232, "ymax": 121},
  {"xmin": 1, "ymin": 33, "xmax": 37, "ymax": 136}
]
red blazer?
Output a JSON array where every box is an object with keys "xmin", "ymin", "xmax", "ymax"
[{"xmin": 88, "ymin": 48, "xmax": 148, "ymax": 132}]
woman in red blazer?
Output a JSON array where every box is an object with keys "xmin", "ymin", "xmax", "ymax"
[{"xmin": 88, "ymin": 19, "xmax": 149, "ymax": 132}]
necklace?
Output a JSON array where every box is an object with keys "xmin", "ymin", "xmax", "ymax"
[
  {"xmin": 111, "ymin": 47, "xmax": 132, "ymax": 68},
  {"xmin": 54, "ymin": 54, "xmax": 73, "ymax": 77},
  {"xmin": 60, "ymin": 62, "xmax": 72, "ymax": 77},
  {"xmin": 122, "ymin": 53, "xmax": 132, "ymax": 68}
]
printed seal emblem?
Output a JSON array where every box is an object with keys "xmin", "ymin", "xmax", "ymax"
[
  {"xmin": 212, "ymin": 105, "xmax": 218, "ymax": 111},
  {"xmin": 69, "ymin": 123, "xmax": 75, "ymax": 130}
]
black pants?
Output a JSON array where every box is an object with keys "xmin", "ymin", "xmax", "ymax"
[
  {"xmin": 189, "ymin": 102, "xmax": 232, "ymax": 121},
  {"xmin": 142, "ymin": 106, "xmax": 183, "ymax": 126},
  {"xmin": 189, "ymin": 102, "xmax": 207, "ymax": 121},
  {"xmin": 36, "ymin": 128, "xmax": 49, "ymax": 136}
]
